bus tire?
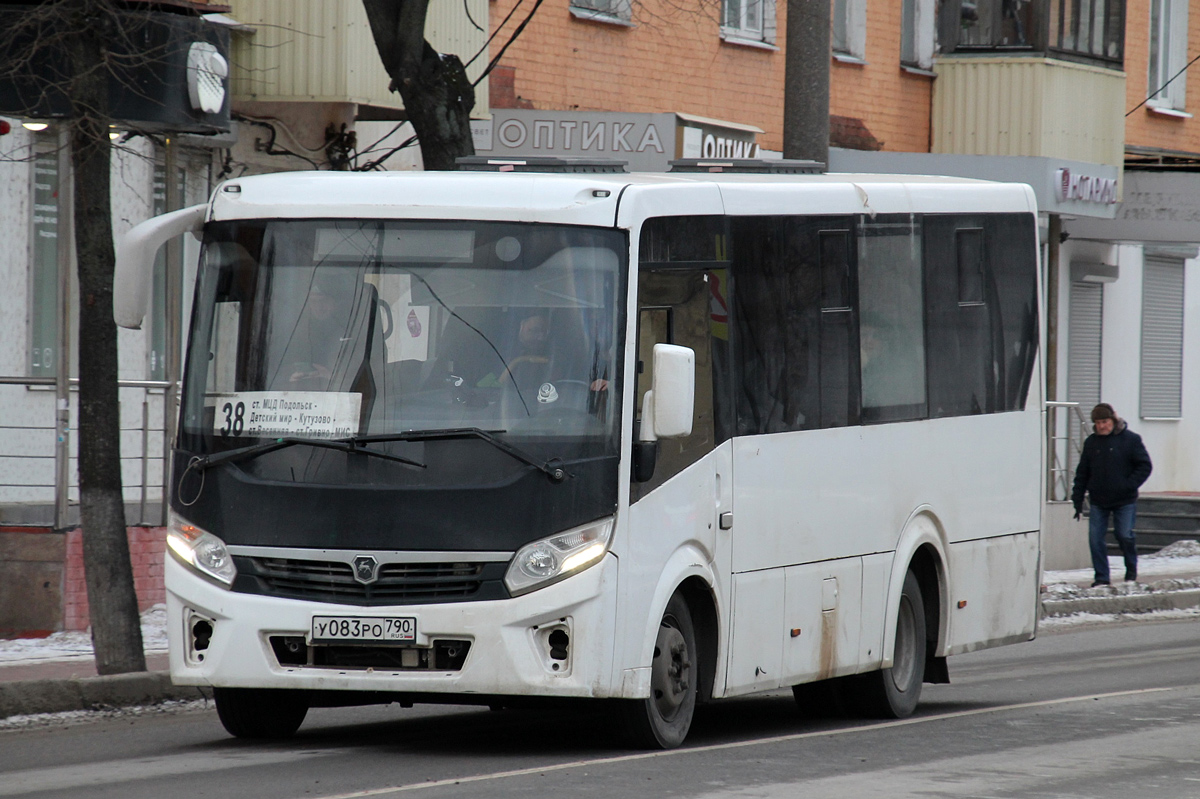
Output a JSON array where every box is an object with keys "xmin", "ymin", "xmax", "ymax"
[
  {"xmin": 852, "ymin": 570, "xmax": 926, "ymax": 719},
  {"xmin": 214, "ymin": 687, "xmax": 309, "ymax": 739},
  {"xmin": 619, "ymin": 592, "xmax": 697, "ymax": 749}
]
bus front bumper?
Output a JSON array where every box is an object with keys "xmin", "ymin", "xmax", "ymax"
[{"xmin": 165, "ymin": 551, "xmax": 620, "ymax": 699}]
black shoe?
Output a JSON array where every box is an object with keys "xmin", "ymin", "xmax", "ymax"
[
  {"xmin": 1125, "ymin": 573, "xmax": 1137, "ymax": 582},
  {"xmin": 1091, "ymin": 580, "xmax": 1111, "ymax": 588}
]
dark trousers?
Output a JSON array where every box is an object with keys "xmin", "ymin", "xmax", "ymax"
[{"xmin": 1088, "ymin": 502, "xmax": 1138, "ymax": 583}]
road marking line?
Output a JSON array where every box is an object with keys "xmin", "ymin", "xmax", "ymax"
[{"xmin": 302, "ymin": 686, "xmax": 1180, "ymax": 799}]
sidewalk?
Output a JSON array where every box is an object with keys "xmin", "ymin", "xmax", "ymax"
[
  {"xmin": 1039, "ymin": 539, "xmax": 1200, "ymax": 619},
  {"xmin": 2, "ymin": 540, "xmax": 1199, "ymax": 723},
  {"xmin": 0, "ymin": 608, "xmax": 208, "ymax": 722}
]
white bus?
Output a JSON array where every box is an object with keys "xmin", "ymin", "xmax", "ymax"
[{"xmin": 116, "ymin": 162, "xmax": 1043, "ymax": 748}]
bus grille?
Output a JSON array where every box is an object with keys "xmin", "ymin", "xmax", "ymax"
[{"xmin": 234, "ymin": 556, "xmax": 509, "ymax": 605}]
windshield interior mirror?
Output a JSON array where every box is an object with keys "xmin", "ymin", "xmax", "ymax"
[{"xmin": 639, "ymin": 343, "xmax": 694, "ymax": 442}]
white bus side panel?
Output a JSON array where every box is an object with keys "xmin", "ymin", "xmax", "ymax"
[
  {"xmin": 731, "ymin": 410, "xmax": 1041, "ymax": 573},
  {"xmin": 726, "ymin": 569, "xmax": 784, "ymax": 694},
  {"xmin": 943, "ymin": 531, "xmax": 1040, "ymax": 655},
  {"xmin": 725, "ymin": 556, "xmax": 866, "ymax": 697},
  {"xmin": 614, "ymin": 443, "xmax": 731, "ymax": 698}
]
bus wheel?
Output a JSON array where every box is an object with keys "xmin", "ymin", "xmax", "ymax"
[
  {"xmin": 620, "ymin": 593, "xmax": 697, "ymax": 749},
  {"xmin": 214, "ymin": 687, "xmax": 309, "ymax": 739},
  {"xmin": 853, "ymin": 570, "xmax": 926, "ymax": 719}
]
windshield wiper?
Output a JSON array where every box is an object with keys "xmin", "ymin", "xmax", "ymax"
[
  {"xmin": 193, "ymin": 437, "xmax": 426, "ymax": 472},
  {"xmin": 346, "ymin": 428, "xmax": 571, "ymax": 483}
]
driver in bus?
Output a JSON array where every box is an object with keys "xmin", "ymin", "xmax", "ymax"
[{"xmin": 480, "ymin": 311, "xmax": 609, "ymax": 396}]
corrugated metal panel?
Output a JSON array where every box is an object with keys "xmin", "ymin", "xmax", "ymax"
[
  {"xmin": 1140, "ymin": 257, "xmax": 1185, "ymax": 418},
  {"xmin": 230, "ymin": 0, "xmax": 488, "ymax": 112},
  {"xmin": 932, "ymin": 57, "xmax": 1124, "ymax": 169},
  {"xmin": 1068, "ymin": 280, "xmax": 1103, "ymax": 451}
]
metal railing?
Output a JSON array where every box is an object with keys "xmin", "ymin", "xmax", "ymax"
[
  {"xmin": 0, "ymin": 375, "xmax": 175, "ymax": 528},
  {"xmin": 1046, "ymin": 400, "xmax": 1091, "ymax": 502}
]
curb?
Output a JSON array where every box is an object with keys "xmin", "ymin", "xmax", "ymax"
[
  {"xmin": 0, "ymin": 672, "xmax": 210, "ymax": 720},
  {"xmin": 1042, "ymin": 588, "xmax": 1200, "ymax": 617}
]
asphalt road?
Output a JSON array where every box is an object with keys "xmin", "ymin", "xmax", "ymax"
[{"xmin": 2, "ymin": 618, "xmax": 1199, "ymax": 799}]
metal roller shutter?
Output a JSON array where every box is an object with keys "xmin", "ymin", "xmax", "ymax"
[
  {"xmin": 1140, "ymin": 257, "xmax": 1185, "ymax": 419},
  {"xmin": 1068, "ymin": 280, "xmax": 1103, "ymax": 452}
]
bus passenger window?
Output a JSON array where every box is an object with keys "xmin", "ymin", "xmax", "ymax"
[
  {"xmin": 730, "ymin": 216, "xmax": 859, "ymax": 435},
  {"xmin": 858, "ymin": 218, "xmax": 927, "ymax": 423}
]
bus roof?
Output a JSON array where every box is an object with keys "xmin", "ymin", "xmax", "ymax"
[{"xmin": 205, "ymin": 169, "xmax": 1039, "ymax": 227}]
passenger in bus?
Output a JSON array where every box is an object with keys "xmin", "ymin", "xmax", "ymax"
[{"xmin": 1071, "ymin": 403, "xmax": 1153, "ymax": 587}]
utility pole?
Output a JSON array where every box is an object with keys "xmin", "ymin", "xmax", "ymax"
[{"xmin": 783, "ymin": 0, "xmax": 831, "ymax": 168}]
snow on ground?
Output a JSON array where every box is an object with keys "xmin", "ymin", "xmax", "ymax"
[
  {"xmin": 1039, "ymin": 605, "xmax": 1200, "ymax": 631},
  {"xmin": 0, "ymin": 699, "xmax": 211, "ymax": 731},
  {"xmin": 0, "ymin": 605, "xmax": 168, "ymax": 665},
  {"xmin": 1042, "ymin": 540, "xmax": 1200, "ymax": 600}
]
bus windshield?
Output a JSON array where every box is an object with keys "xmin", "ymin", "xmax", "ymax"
[{"xmin": 180, "ymin": 219, "xmax": 626, "ymax": 483}]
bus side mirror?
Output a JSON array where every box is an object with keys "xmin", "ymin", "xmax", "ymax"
[
  {"xmin": 114, "ymin": 204, "xmax": 207, "ymax": 329},
  {"xmin": 639, "ymin": 343, "xmax": 695, "ymax": 442}
]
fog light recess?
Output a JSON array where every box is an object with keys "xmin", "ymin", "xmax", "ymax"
[
  {"xmin": 186, "ymin": 610, "xmax": 215, "ymax": 663},
  {"xmin": 534, "ymin": 620, "xmax": 572, "ymax": 674}
]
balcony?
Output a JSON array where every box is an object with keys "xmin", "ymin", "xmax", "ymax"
[
  {"xmin": 228, "ymin": 0, "xmax": 489, "ymax": 116},
  {"xmin": 932, "ymin": 0, "xmax": 1126, "ymax": 170}
]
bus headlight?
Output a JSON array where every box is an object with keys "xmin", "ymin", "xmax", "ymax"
[
  {"xmin": 505, "ymin": 517, "xmax": 614, "ymax": 597},
  {"xmin": 167, "ymin": 514, "xmax": 237, "ymax": 586}
]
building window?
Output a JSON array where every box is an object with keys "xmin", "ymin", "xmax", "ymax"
[
  {"xmin": 1049, "ymin": 0, "xmax": 1125, "ymax": 61},
  {"xmin": 833, "ymin": 0, "xmax": 866, "ymax": 60},
  {"xmin": 955, "ymin": 0, "xmax": 1036, "ymax": 48},
  {"xmin": 723, "ymin": 0, "xmax": 776, "ymax": 44},
  {"xmin": 939, "ymin": 0, "xmax": 1125, "ymax": 67},
  {"xmin": 1148, "ymin": 0, "xmax": 1188, "ymax": 111},
  {"xmin": 1140, "ymin": 256, "xmax": 1185, "ymax": 418},
  {"xmin": 570, "ymin": 0, "xmax": 632, "ymax": 24},
  {"xmin": 901, "ymin": 0, "xmax": 935, "ymax": 69}
]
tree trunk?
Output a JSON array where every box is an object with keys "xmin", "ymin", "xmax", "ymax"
[
  {"xmin": 66, "ymin": 0, "xmax": 146, "ymax": 675},
  {"xmin": 783, "ymin": 0, "xmax": 830, "ymax": 167},
  {"xmin": 362, "ymin": 0, "xmax": 476, "ymax": 170}
]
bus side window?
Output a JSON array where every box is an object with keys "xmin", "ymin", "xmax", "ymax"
[
  {"xmin": 858, "ymin": 217, "xmax": 928, "ymax": 423},
  {"xmin": 924, "ymin": 217, "xmax": 995, "ymax": 417},
  {"xmin": 730, "ymin": 216, "xmax": 859, "ymax": 435},
  {"xmin": 631, "ymin": 270, "xmax": 716, "ymax": 500}
]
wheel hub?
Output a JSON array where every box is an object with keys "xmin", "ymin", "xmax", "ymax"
[{"xmin": 651, "ymin": 621, "xmax": 692, "ymax": 720}]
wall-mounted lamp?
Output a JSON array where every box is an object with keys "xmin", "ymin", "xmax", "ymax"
[{"xmin": 21, "ymin": 122, "xmax": 49, "ymax": 132}]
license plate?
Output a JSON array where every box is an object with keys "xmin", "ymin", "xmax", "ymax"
[{"xmin": 310, "ymin": 615, "xmax": 416, "ymax": 643}]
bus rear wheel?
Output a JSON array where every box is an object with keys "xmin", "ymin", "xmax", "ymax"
[
  {"xmin": 214, "ymin": 687, "xmax": 310, "ymax": 739},
  {"xmin": 619, "ymin": 593, "xmax": 697, "ymax": 749},
  {"xmin": 852, "ymin": 570, "xmax": 926, "ymax": 719}
]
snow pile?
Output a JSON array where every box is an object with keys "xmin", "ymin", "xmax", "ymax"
[
  {"xmin": 1144, "ymin": 540, "xmax": 1200, "ymax": 559},
  {"xmin": 0, "ymin": 604, "xmax": 168, "ymax": 664}
]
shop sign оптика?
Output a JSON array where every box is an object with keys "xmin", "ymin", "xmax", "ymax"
[{"xmin": 472, "ymin": 110, "xmax": 762, "ymax": 172}]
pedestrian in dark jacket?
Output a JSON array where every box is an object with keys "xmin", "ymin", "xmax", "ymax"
[{"xmin": 1071, "ymin": 403, "xmax": 1153, "ymax": 587}]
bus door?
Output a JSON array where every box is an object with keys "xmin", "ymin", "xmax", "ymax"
[{"xmin": 724, "ymin": 215, "xmax": 865, "ymax": 694}]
